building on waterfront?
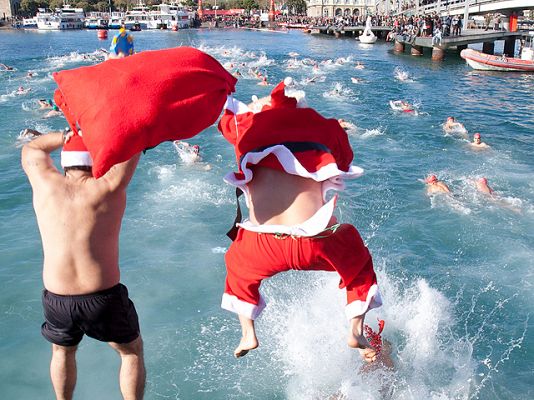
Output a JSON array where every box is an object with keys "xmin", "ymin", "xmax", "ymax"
[
  {"xmin": 0, "ymin": 0, "xmax": 19, "ymax": 20},
  {"xmin": 306, "ymin": 0, "xmax": 377, "ymax": 18}
]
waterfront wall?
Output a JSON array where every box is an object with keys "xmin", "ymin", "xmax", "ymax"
[{"xmin": 0, "ymin": 0, "xmax": 17, "ymax": 19}]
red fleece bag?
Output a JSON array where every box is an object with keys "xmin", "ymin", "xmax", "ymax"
[{"xmin": 53, "ymin": 47, "xmax": 237, "ymax": 178}]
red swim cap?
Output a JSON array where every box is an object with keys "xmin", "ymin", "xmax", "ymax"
[
  {"xmin": 478, "ymin": 177, "xmax": 488, "ymax": 184},
  {"xmin": 426, "ymin": 175, "xmax": 438, "ymax": 184},
  {"xmin": 474, "ymin": 133, "xmax": 481, "ymax": 139}
]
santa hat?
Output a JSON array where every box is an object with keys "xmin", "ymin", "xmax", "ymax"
[
  {"xmin": 218, "ymin": 77, "xmax": 362, "ymax": 182},
  {"xmin": 61, "ymin": 132, "xmax": 93, "ymax": 168}
]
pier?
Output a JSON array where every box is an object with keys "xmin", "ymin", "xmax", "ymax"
[
  {"xmin": 308, "ymin": 25, "xmax": 391, "ymax": 39},
  {"xmin": 394, "ymin": 29, "xmax": 525, "ymax": 60}
]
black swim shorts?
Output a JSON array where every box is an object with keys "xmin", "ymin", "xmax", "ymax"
[{"xmin": 41, "ymin": 283, "xmax": 140, "ymax": 347}]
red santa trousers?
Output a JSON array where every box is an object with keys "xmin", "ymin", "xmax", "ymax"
[{"xmin": 222, "ymin": 223, "xmax": 382, "ymax": 320}]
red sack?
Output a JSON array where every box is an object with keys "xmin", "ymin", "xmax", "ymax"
[{"xmin": 53, "ymin": 47, "xmax": 236, "ymax": 177}]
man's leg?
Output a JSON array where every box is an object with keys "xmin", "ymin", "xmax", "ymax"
[
  {"xmin": 109, "ymin": 336, "xmax": 145, "ymax": 400},
  {"xmin": 234, "ymin": 314, "xmax": 258, "ymax": 358},
  {"xmin": 50, "ymin": 344, "xmax": 78, "ymax": 400},
  {"xmin": 348, "ymin": 315, "xmax": 377, "ymax": 363}
]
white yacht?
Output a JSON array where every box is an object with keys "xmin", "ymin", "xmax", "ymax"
[
  {"xmin": 85, "ymin": 14, "xmax": 109, "ymax": 29},
  {"xmin": 109, "ymin": 12, "xmax": 125, "ymax": 29},
  {"xmin": 58, "ymin": 3, "xmax": 85, "ymax": 29},
  {"xmin": 123, "ymin": 2, "xmax": 150, "ymax": 30},
  {"xmin": 36, "ymin": 4, "xmax": 85, "ymax": 30},
  {"xmin": 147, "ymin": 3, "xmax": 190, "ymax": 30}
]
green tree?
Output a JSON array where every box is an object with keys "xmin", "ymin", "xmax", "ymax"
[
  {"xmin": 285, "ymin": 0, "xmax": 306, "ymax": 15},
  {"xmin": 96, "ymin": 1, "xmax": 110, "ymax": 11},
  {"xmin": 49, "ymin": 0, "xmax": 63, "ymax": 11},
  {"xmin": 75, "ymin": 1, "xmax": 90, "ymax": 11},
  {"xmin": 19, "ymin": 0, "xmax": 46, "ymax": 16},
  {"xmin": 183, "ymin": 0, "xmax": 197, "ymax": 8},
  {"xmin": 241, "ymin": 0, "xmax": 258, "ymax": 11}
]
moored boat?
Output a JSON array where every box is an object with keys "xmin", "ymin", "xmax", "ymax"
[{"xmin": 460, "ymin": 43, "xmax": 534, "ymax": 73}]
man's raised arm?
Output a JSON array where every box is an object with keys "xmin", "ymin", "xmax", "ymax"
[{"xmin": 21, "ymin": 131, "xmax": 64, "ymax": 184}]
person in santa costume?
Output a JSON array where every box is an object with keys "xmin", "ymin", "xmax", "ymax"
[{"xmin": 218, "ymin": 78, "xmax": 382, "ymax": 362}]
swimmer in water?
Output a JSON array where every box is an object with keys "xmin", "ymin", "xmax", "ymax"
[
  {"xmin": 338, "ymin": 119, "xmax": 355, "ymax": 131},
  {"xmin": 27, "ymin": 72, "xmax": 37, "ymax": 78},
  {"xmin": 44, "ymin": 105, "xmax": 63, "ymax": 119},
  {"xmin": 475, "ymin": 177, "xmax": 494, "ymax": 195},
  {"xmin": 17, "ymin": 86, "xmax": 31, "ymax": 95},
  {"xmin": 0, "ymin": 63, "xmax": 15, "ymax": 71},
  {"xmin": 443, "ymin": 116, "xmax": 467, "ymax": 137},
  {"xmin": 354, "ymin": 61, "xmax": 365, "ymax": 70},
  {"xmin": 470, "ymin": 133, "xmax": 490, "ymax": 149},
  {"xmin": 391, "ymin": 100, "xmax": 414, "ymax": 112},
  {"xmin": 350, "ymin": 77, "xmax": 363, "ymax": 84},
  {"xmin": 425, "ymin": 174, "xmax": 451, "ymax": 195},
  {"xmin": 257, "ymin": 76, "xmax": 268, "ymax": 86},
  {"xmin": 475, "ymin": 177, "xmax": 521, "ymax": 213},
  {"xmin": 38, "ymin": 99, "xmax": 54, "ymax": 109},
  {"xmin": 173, "ymin": 140, "xmax": 211, "ymax": 170}
]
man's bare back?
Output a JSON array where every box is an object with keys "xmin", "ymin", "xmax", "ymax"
[
  {"xmin": 246, "ymin": 166, "xmax": 326, "ymax": 226},
  {"xmin": 22, "ymin": 132, "xmax": 139, "ymax": 295}
]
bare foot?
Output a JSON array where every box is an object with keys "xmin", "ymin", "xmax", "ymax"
[
  {"xmin": 234, "ymin": 335, "xmax": 258, "ymax": 358},
  {"xmin": 348, "ymin": 332, "xmax": 377, "ymax": 363}
]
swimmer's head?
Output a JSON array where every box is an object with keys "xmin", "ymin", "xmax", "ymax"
[
  {"xmin": 447, "ymin": 116, "xmax": 455, "ymax": 122},
  {"xmin": 192, "ymin": 144, "xmax": 200, "ymax": 154},
  {"xmin": 53, "ymin": 105, "xmax": 59, "ymax": 111},
  {"xmin": 478, "ymin": 177, "xmax": 488, "ymax": 185},
  {"xmin": 473, "ymin": 133, "xmax": 481, "ymax": 139},
  {"xmin": 426, "ymin": 175, "xmax": 438, "ymax": 184}
]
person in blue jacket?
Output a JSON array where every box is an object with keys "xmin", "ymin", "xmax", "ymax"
[{"xmin": 109, "ymin": 27, "xmax": 134, "ymax": 58}]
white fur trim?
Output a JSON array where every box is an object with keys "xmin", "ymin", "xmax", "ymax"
[
  {"xmin": 221, "ymin": 293, "xmax": 266, "ymax": 320},
  {"xmin": 285, "ymin": 89, "xmax": 307, "ymax": 108},
  {"xmin": 223, "ymin": 96, "xmax": 251, "ymax": 115},
  {"xmin": 224, "ymin": 144, "xmax": 363, "ymax": 191},
  {"xmin": 61, "ymin": 151, "xmax": 93, "ymax": 167},
  {"xmin": 283, "ymin": 76, "xmax": 293, "ymax": 86},
  {"xmin": 344, "ymin": 284, "xmax": 382, "ymax": 320}
]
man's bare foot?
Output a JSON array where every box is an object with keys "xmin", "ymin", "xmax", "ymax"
[
  {"xmin": 348, "ymin": 333, "xmax": 377, "ymax": 363},
  {"xmin": 234, "ymin": 335, "xmax": 258, "ymax": 358}
]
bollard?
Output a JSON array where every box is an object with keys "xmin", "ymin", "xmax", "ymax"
[{"xmin": 431, "ymin": 47, "xmax": 445, "ymax": 61}]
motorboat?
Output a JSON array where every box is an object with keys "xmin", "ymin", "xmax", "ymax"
[
  {"xmin": 359, "ymin": 16, "xmax": 377, "ymax": 44},
  {"xmin": 147, "ymin": 3, "xmax": 190, "ymax": 30},
  {"xmin": 460, "ymin": 48, "xmax": 534, "ymax": 72},
  {"xmin": 123, "ymin": 2, "xmax": 150, "ymax": 30}
]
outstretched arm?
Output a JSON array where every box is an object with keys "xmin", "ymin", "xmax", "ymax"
[{"xmin": 21, "ymin": 131, "xmax": 64, "ymax": 185}]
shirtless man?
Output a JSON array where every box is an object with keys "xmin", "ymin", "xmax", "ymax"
[
  {"xmin": 218, "ymin": 79, "xmax": 381, "ymax": 363},
  {"xmin": 470, "ymin": 133, "xmax": 490, "ymax": 149},
  {"xmin": 425, "ymin": 174, "xmax": 451, "ymax": 194},
  {"xmin": 21, "ymin": 130, "xmax": 145, "ymax": 400}
]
